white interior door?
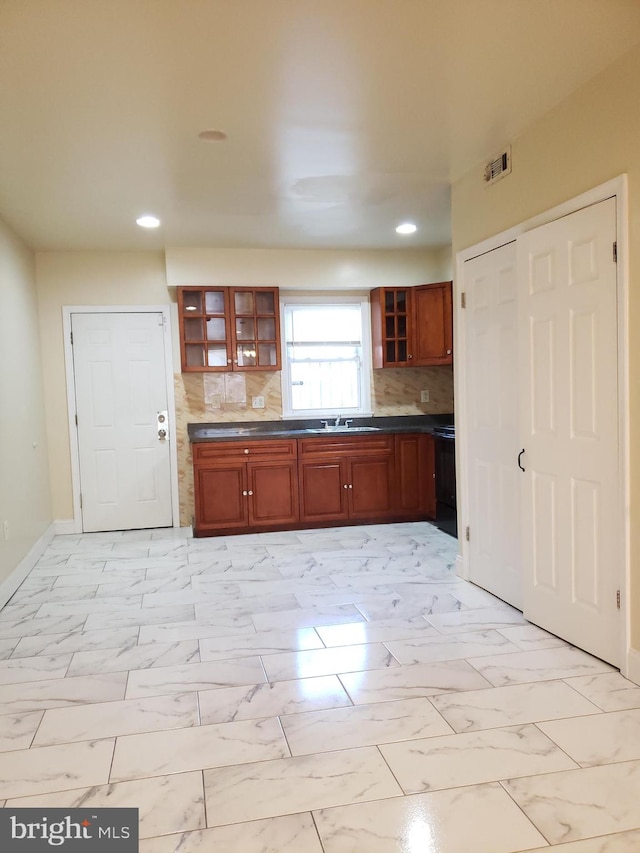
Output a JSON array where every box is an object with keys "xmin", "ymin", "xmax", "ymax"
[
  {"xmin": 519, "ymin": 198, "xmax": 621, "ymax": 665},
  {"xmin": 72, "ymin": 312, "xmax": 173, "ymax": 532},
  {"xmin": 465, "ymin": 242, "xmax": 522, "ymax": 608}
]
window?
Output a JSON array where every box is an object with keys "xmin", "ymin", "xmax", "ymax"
[{"xmin": 281, "ymin": 297, "xmax": 372, "ymax": 418}]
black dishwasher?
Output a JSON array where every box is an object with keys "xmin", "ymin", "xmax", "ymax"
[{"xmin": 432, "ymin": 425, "xmax": 457, "ymax": 538}]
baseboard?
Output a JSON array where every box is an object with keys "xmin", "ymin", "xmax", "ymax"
[
  {"xmin": 0, "ymin": 522, "xmax": 56, "ymax": 609},
  {"xmin": 625, "ymin": 648, "xmax": 640, "ymax": 686},
  {"xmin": 54, "ymin": 519, "xmax": 78, "ymax": 535},
  {"xmin": 455, "ymin": 553, "xmax": 468, "ymax": 580}
]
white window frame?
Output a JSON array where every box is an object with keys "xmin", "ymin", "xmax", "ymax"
[{"xmin": 280, "ymin": 293, "xmax": 373, "ymax": 420}]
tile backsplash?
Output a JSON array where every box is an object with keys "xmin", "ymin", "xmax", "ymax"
[{"xmin": 175, "ymin": 366, "xmax": 454, "ymax": 526}]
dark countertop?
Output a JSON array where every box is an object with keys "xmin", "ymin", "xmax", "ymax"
[{"xmin": 188, "ymin": 414, "xmax": 454, "ymax": 443}]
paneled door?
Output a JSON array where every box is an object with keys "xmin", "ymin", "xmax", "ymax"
[
  {"xmin": 71, "ymin": 312, "xmax": 173, "ymax": 532},
  {"xmin": 464, "ymin": 241, "xmax": 522, "ymax": 608},
  {"xmin": 518, "ymin": 198, "xmax": 621, "ymax": 665}
]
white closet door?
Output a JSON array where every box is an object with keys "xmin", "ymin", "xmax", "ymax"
[
  {"xmin": 518, "ymin": 198, "xmax": 621, "ymax": 665},
  {"xmin": 72, "ymin": 312, "xmax": 173, "ymax": 532},
  {"xmin": 465, "ymin": 242, "xmax": 522, "ymax": 608}
]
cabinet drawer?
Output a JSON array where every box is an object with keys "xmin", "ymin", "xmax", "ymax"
[
  {"xmin": 193, "ymin": 439, "xmax": 297, "ymax": 464},
  {"xmin": 298, "ymin": 434, "xmax": 393, "ymax": 457}
]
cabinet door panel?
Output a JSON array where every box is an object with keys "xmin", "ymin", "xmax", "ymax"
[
  {"xmin": 249, "ymin": 461, "xmax": 299, "ymax": 526},
  {"xmin": 370, "ymin": 287, "xmax": 414, "ymax": 368},
  {"xmin": 413, "ymin": 282, "xmax": 453, "ymax": 365},
  {"xmin": 230, "ymin": 287, "xmax": 281, "ymax": 371},
  {"xmin": 394, "ymin": 434, "xmax": 425, "ymax": 514},
  {"xmin": 178, "ymin": 287, "xmax": 231, "ymax": 372},
  {"xmin": 349, "ymin": 456, "xmax": 394, "ymax": 519},
  {"xmin": 195, "ymin": 464, "xmax": 247, "ymax": 530},
  {"xmin": 393, "ymin": 434, "xmax": 436, "ymax": 518},
  {"xmin": 423, "ymin": 435, "xmax": 436, "ymax": 518},
  {"xmin": 299, "ymin": 460, "xmax": 348, "ymax": 522}
]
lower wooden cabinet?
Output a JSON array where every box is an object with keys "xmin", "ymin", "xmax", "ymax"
[
  {"xmin": 298, "ymin": 434, "xmax": 394, "ymax": 525},
  {"xmin": 192, "ymin": 431, "xmax": 435, "ymax": 536},
  {"xmin": 193, "ymin": 439, "xmax": 298, "ymax": 535},
  {"xmin": 394, "ymin": 433, "xmax": 436, "ymax": 518}
]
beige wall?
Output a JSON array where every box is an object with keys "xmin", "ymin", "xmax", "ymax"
[
  {"xmin": 451, "ymin": 42, "xmax": 640, "ymax": 649},
  {"xmin": 0, "ymin": 217, "xmax": 51, "ymax": 582},
  {"xmin": 165, "ymin": 247, "xmax": 451, "ymax": 289},
  {"xmin": 36, "ymin": 251, "xmax": 171, "ymax": 522},
  {"xmin": 37, "ymin": 247, "xmax": 454, "ymax": 524}
]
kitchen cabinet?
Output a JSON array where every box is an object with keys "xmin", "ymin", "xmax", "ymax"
[
  {"xmin": 413, "ymin": 282, "xmax": 453, "ymax": 365},
  {"xmin": 192, "ymin": 439, "xmax": 298, "ymax": 534},
  {"xmin": 394, "ymin": 433, "xmax": 436, "ymax": 518},
  {"xmin": 370, "ymin": 281, "xmax": 453, "ymax": 368},
  {"xmin": 178, "ymin": 286, "xmax": 281, "ymax": 372},
  {"xmin": 298, "ymin": 434, "xmax": 394, "ymax": 524},
  {"xmin": 192, "ymin": 428, "xmax": 438, "ymax": 536}
]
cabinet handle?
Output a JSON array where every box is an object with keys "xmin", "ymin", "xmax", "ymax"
[
  {"xmin": 343, "ymin": 484, "xmax": 348, "ymax": 489},
  {"xmin": 242, "ymin": 490, "xmax": 248, "ymax": 496},
  {"xmin": 248, "ymin": 490, "xmax": 253, "ymax": 496},
  {"xmin": 518, "ymin": 449, "xmax": 526, "ymax": 472},
  {"xmin": 348, "ymin": 484, "xmax": 353, "ymax": 489},
  {"xmin": 227, "ymin": 358, "xmax": 232, "ymax": 364},
  {"xmin": 446, "ymin": 349, "xmax": 452, "ymax": 355},
  {"xmin": 244, "ymin": 448, "xmax": 249, "ymax": 454},
  {"xmin": 408, "ymin": 354, "xmax": 413, "ymax": 359}
]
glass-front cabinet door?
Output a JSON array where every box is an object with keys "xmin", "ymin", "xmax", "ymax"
[
  {"xmin": 178, "ymin": 287, "xmax": 232, "ymax": 371},
  {"xmin": 231, "ymin": 287, "xmax": 281, "ymax": 370},
  {"xmin": 370, "ymin": 287, "xmax": 414, "ymax": 368},
  {"xmin": 178, "ymin": 286, "xmax": 281, "ymax": 372}
]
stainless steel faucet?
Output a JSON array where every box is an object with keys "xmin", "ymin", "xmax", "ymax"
[{"xmin": 334, "ymin": 415, "xmax": 341, "ymax": 426}]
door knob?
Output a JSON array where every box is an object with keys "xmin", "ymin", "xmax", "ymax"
[{"xmin": 157, "ymin": 411, "xmax": 169, "ymax": 441}]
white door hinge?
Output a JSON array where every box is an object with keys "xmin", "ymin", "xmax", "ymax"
[
  {"xmin": 613, "ymin": 242, "xmax": 618, "ymax": 263},
  {"xmin": 461, "ymin": 292, "xmax": 467, "ymax": 309},
  {"xmin": 465, "ymin": 526, "xmax": 470, "ymax": 542},
  {"xmin": 616, "ymin": 589, "xmax": 621, "ymax": 609}
]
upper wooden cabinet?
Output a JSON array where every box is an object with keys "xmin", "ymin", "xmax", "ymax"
[
  {"xmin": 178, "ymin": 286, "xmax": 281, "ymax": 372},
  {"xmin": 370, "ymin": 281, "xmax": 453, "ymax": 368}
]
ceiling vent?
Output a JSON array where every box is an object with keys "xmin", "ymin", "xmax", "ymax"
[{"xmin": 484, "ymin": 146, "xmax": 512, "ymax": 185}]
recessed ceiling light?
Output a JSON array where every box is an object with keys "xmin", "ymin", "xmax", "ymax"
[
  {"xmin": 396, "ymin": 222, "xmax": 417, "ymax": 235},
  {"xmin": 198, "ymin": 129, "xmax": 227, "ymax": 142},
  {"xmin": 136, "ymin": 215, "xmax": 161, "ymax": 229}
]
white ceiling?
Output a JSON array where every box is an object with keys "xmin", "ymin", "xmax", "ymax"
[{"xmin": 1, "ymin": 0, "xmax": 639, "ymax": 251}]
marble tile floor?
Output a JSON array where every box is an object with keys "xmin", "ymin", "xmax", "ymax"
[{"xmin": 0, "ymin": 522, "xmax": 638, "ymax": 851}]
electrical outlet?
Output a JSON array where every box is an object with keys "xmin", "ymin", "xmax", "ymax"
[
  {"xmin": 252, "ymin": 396, "xmax": 265, "ymax": 409},
  {"xmin": 420, "ymin": 390, "xmax": 430, "ymax": 403}
]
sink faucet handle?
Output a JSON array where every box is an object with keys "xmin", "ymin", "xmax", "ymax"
[
  {"xmin": 344, "ymin": 419, "xmax": 353, "ymax": 428},
  {"xmin": 320, "ymin": 420, "xmax": 330, "ymax": 429}
]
